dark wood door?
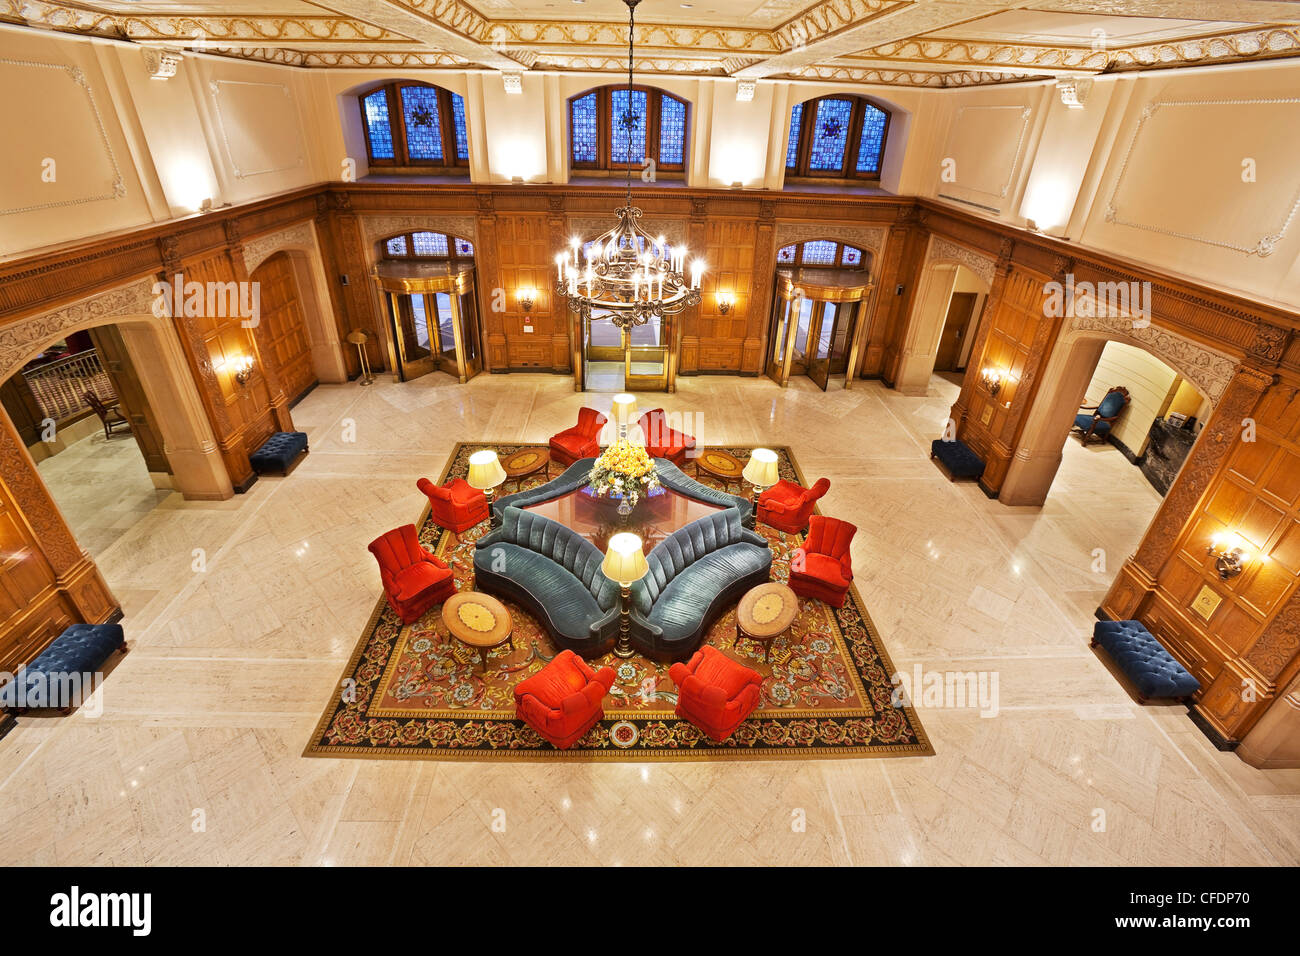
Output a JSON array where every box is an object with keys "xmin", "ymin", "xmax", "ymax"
[
  {"xmin": 935, "ymin": 291, "xmax": 978, "ymax": 372},
  {"xmin": 252, "ymin": 253, "xmax": 317, "ymax": 403},
  {"xmin": 0, "ymin": 375, "xmax": 46, "ymax": 446},
  {"xmin": 87, "ymin": 325, "xmax": 170, "ymax": 474}
]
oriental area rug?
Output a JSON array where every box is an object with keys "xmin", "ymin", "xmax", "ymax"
[{"xmin": 306, "ymin": 443, "xmax": 932, "ymax": 761}]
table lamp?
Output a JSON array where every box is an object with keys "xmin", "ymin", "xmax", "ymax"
[
  {"xmin": 611, "ymin": 393, "xmax": 637, "ymax": 443},
  {"xmin": 602, "ymin": 532, "xmax": 648, "ymax": 659},
  {"xmin": 467, "ymin": 450, "xmax": 508, "ymax": 523},
  {"xmin": 742, "ymin": 448, "xmax": 779, "ymax": 506}
]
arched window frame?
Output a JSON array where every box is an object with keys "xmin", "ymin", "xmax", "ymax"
[
  {"xmin": 785, "ymin": 94, "xmax": 890, "ymax": 182},
  {"xmin": 776, "ymin": 240, "xmax": 870, "ymax": 270},
  {"xmin": 380, "ymin": 231, "xmax": 476, "ymax": 267},
  {"xmin": 567, "ymin": 85, "xmax": 690, "ymax": 174},
  {"xmin": 360, "ymin": 82, "xmax": 469, "ymax": 170}
]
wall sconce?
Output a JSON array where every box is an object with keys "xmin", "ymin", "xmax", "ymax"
[
  {"xmin": 1208, "ymin": 532, "xmax": 1252, "ymax": 580},
  {"xmin": 717, "ymin": 291, "xmax": 735, "ymax": 315},
  {"xmin": 980, "ymin": 366, "xmax": 1005, "ymax": 397},
  {"xmin": 233, "ymin": 355, "xmax": 255, "ymax": 386},
  {"xmin": 518, "ymin": 288, "xmax": 536, "ymax": 313}
]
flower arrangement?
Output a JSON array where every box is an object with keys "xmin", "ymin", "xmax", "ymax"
[{"xmin": 589, "ymin": 440, "xmax": 660, "ymax": 512}]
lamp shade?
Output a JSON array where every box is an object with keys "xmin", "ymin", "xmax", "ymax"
[
  {"xmin": 612, "ymin": 393, "xmax": 637, "ymax": 427},
  {"xmin": 602, "ymin": 532, "xmax": 648, "ymax": 585},
  {"xmin": 466, "ymin": 450, "xmax": 507, "ymax": 490},
  {"xmin": 742, "ymin": 448, "xmax": 779, "ymax": 489}
]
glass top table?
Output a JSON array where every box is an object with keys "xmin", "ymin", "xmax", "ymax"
[{"xmin": 521, "ymin": 484, "xmax": 724, "ymax": 555}]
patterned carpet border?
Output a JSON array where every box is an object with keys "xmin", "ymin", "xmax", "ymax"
[{"xmin": 304, "ymin": 442, "xmax": 934, "ymax": 762}]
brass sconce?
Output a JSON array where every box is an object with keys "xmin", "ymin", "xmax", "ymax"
[
  {"xmin": 1208, "ymin": 532, "xmax": 1252, "ymax": 580},
  {"xmin": 518, "ymin": 288, "xmax": 537, "ymax": 313},
  {"xmin": 233, "ymin": 355, "xmax": 255, "ymax": 386},
  {"xmin": 717, "ymin": 291, "xmax": 735, "ymax": 315},
  {"xmin": 980, "ymin": 366, "xmax": 1004, "ymax": 398}
]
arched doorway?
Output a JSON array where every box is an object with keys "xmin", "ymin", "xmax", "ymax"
[
  {"xmin": 0, "ymin": 281, "xmax": 234, "ymax": 502},
  {"xmin": 766, "ymin": 239, "xmax": 873, "ymax": 390},
  {"xmin": 999, "ymin": 324, "xmax": 1232, "ymax": 507}
]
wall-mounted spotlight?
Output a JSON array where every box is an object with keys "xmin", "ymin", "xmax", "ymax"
[
  {"xmin": 233, "ymin": 355, "xmax": 255, "ymax": 386},
  {"xmin": 717, "ymin": 291, "xmax": 735, "ymax": 315},
  {"xmin": 1208, "ymin": 532, "xmax": 1252, "ymax": 580},
  {"xmin": 518, "ymin": 287, "xmax": 537, "ymax": 313}
]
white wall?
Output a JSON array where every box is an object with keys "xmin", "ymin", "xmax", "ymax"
[
  {"xmin": 1082, "ymin": 340, "xmax": 1177, "ymax": 454},
  {"xmin": 4, "ymin": 21, "xmax": 1300, "ymax": 318}
]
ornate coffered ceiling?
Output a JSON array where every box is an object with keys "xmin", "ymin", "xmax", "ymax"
[{"xmin": 3, "ymin": 0, "xmax": 1299, "ymax": 87}]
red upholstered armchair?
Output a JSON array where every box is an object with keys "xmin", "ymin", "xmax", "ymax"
[
  {"xmin": 788, "ymin": 515, "xmax": 856, "ymax": 608},
  {"xmin": 549, "ymin": 407, "xmax": 608, "ymax": 471},
  {"xmin": 417, "ymin": 476, "xmax": 488, "ymax": 540},
  {"xmin": 514, "ymin": 649, "xmax": 615, "ymax": 749},
  {"xmin": 368, "ymin": 524, "xmax": 456, "ymax": 624},
  {"xmin": 637, "ymin": 408, "xmax": 696, "ymax": 467},
  {"xmin": 669, "ymin": 646, "xmax": 763, "ymax": 742},
  {"xmin": 757, "ymin": 477, "xmax": 830, "ymax": 534}
]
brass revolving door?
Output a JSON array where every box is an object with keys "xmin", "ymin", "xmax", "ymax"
[
  {"xmin": 373, "ymin": 262, "xmax": 484, "ymax": 384},
  {"xmin": 767, "ymin": 268, "xmax": 872, "ymax": 390}
]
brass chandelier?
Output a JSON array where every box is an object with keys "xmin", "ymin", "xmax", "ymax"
[{"xmin": 554, "ymin": 0, "xmax": 704, "ymax": 331}]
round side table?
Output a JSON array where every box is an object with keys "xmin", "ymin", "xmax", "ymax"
[
  {"xmin": 695, "ymin": 448, "xmax": 745, "ymax": 493},
  {"xmin": 735, "ymin": 582, "xmax": 798, "ymax": 665},
  {"xmin": 501, "ymin": 448, "xmax": 550, "ymax": 493},
  {"xmin": 442, "ymin": 591, "xmax": 515, "ymax": 674}
]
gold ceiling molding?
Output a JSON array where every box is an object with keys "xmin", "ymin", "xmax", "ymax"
[
  {"xmin": 862, "ymin": 38, "xmax": 1111, "ymax": 73},
  {"xmin": 471, "ymin": 20, "xmax": 782, "ymax": 55},
  {"xmin": 396, "ymin": 0, "xmax": 491, "ymax": 43},
  {"xmin": 1, "ymin": 0, "xmax": 120, "ymax": 37},
  {"xmin": 121, "ymin": 16, "xmax": 402, "ymax": 44},
  {"xmin": 535, "ymin": 55, "xmax": 723, "ymax": 76},
  {"xmin": 209, "ymin": 46, "xmax": 306, "ymax": 67},
  {"xmin": 302, "ymin": 51, "xmax": 465, "ymax": 67},
  {"xmin": 791, "ymin": 64, "xmax": 1039, "ymax": 87},
  {"xmin": 1107, "ymin": 27, "xmax": 1300, "ymax": 69},
  {"xmin": 774, "ymin": 0, "xmax": 896, "ymax": 51}
]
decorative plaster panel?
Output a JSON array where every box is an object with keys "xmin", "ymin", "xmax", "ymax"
[
  {"xmin": 209, "ymin": 79, "xmax": 305, "ymax": 179},
  {"xmin": 1105, "ymin": 97, "xmax": 1300, "ymax": 257},
  {"xmin": 0, "ymin": 58, "xmax": 125, "ymax": 216}
]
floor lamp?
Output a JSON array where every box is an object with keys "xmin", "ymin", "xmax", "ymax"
[
  {"xmin": 347, "ymin": 329, "xmax": 374, "ymax": 386},
  {"xmin": 603, "ymin": 532, "xmax": 648, "ymax": 659}
]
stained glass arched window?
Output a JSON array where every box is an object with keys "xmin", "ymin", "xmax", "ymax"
[
  {"xmin": 785, "ymin": 95, "xmax": 890, "ymax": 181},
  {"xmin": 360, "ymin": 82, "xmax": 469, "ymax": 170},
  {"xmin": 776, "ymin": 241, "xmax": 869, "ymax": 270},
  {"xmin": 381, "ymin": 231, "xmax": 476, "ymax": 264},
  {"xmin": 569, "ymin": 86, "xmax": 689, "ymax": 173}
]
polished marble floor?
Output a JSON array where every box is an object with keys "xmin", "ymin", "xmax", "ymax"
[{"xmin": 3, "ymin": 371, "xmax": 1298, "ymax": 866}]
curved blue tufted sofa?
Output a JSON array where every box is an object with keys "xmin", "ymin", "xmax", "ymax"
[
  {"xmin": 492, "ymin": 457, "xmax": 755, "ymax": 528},
  {"xmin": 1092, "ymin": 619, "xmax": 1200, "ymax": 701},
  {"xmin": 629, "ymin": 508, "xmax": 772, "ymax": 662},
  {"xmin": 0, "ymin": 623, "xmax": 126, "ymax": 712},
  {"xmin": 473, "ymin": 507, "xmax": 622, "ymax": 656}
]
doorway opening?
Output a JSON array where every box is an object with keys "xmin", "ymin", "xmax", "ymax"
[
  {"xmin": 1, "ymin": 324, "xmax": 176, "ymax": 555},
  {"xmin": 1000, "ymin": 334, "xmax": 1216, "ymax": 507},
  {"xmin": 766, "ymin": 240, "xmax": 871, "ymax": 390},
  {"xmin": 897, "ymin": 259, "xmax": 991, "ymax": 395},
  {"xmin": 373, "ymin": 231, "xmax": 484, "ymax": 384},
  {"xmin": 582, "ymin": 313, "xmax": 668, "ymax": 392}
]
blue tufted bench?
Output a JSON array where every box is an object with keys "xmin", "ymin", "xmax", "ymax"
[
  {"xmin": 0, "ymin": 623, "xmax": 126, "ymax": 713},
  {"xmin": 250, "ymin": 431, "xmax": 309, "ymax": 475},
  {"xmin": 930, "ymin": 438, "xmax": 985, "ymax": 480},
  {"xmin": 1092, "ymin": 619, "xmax": 1201, "ymax": 702}
]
